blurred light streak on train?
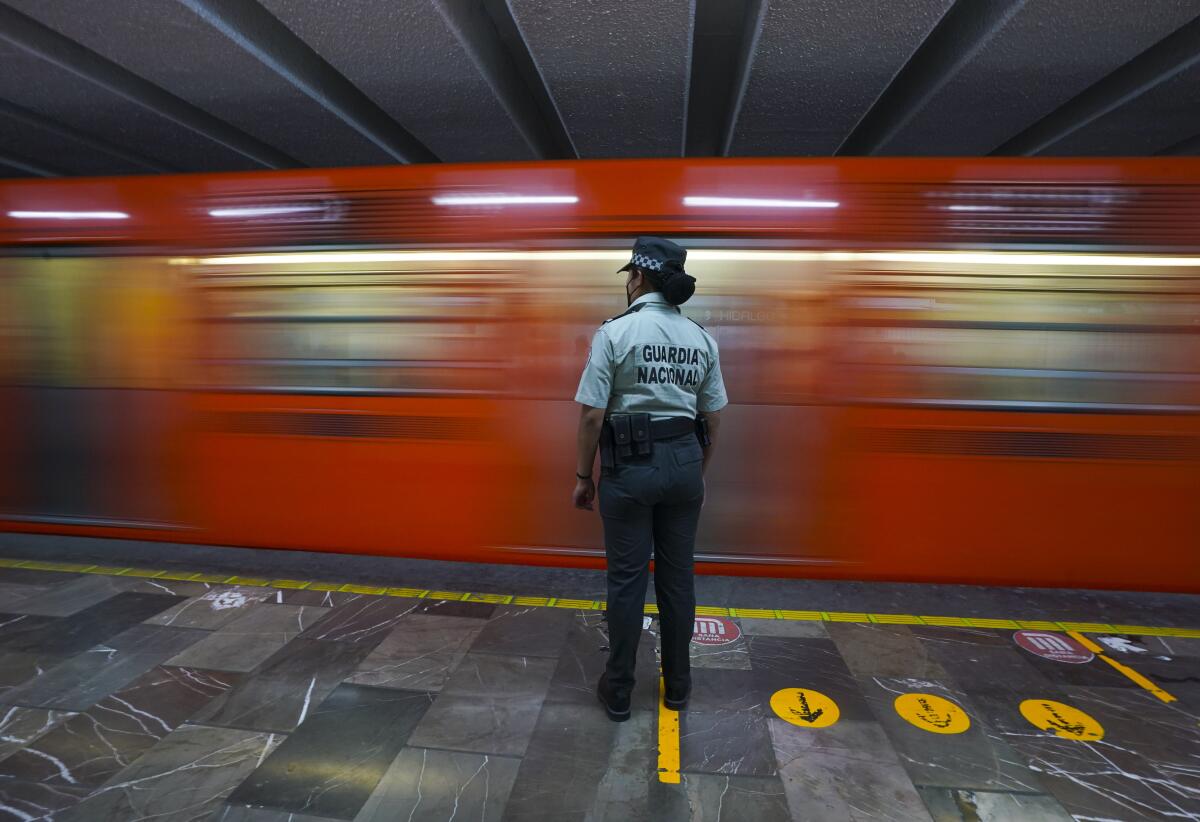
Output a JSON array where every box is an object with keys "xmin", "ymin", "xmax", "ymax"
[{"xmin": 1, "ymin": 158, "xmax": 1198, "ymax": 591}]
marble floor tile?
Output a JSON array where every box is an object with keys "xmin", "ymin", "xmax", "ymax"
[
  {"xmin": 745, "ymin": 636, "xmax": 874, "ymax": 721},
  {"xmin": 0, "ymin": 624, "xmax": 207, "ymax": 711},
  {"xmin": 439, "ymin": 652, "xmax": 557, "ymax": 701},
  {"xmin": 502, "ymin": 701, "xmax": 626, "ymax": 820},
  {"xmin": 739, "ymin": 617, "xmax": 829, "ymax": 638},
  {"xmin": 0, "ymin": 648, "xmax": 68, "ymax": 699},
  {"xmin": 0, "ymin": 666, "xmax": 240, "ymax": 789},
  {"xmin": 585, "ymin": 710, "xmax": 663, "ymax": 822},
  {"xmin": 1017, "ymin": 647, "xmax": 1145, "ymax": 690},
  {"xmin": 56, "ymin": 724, "xmax": 284, "ymax": 822},
  {"xmin": 228, "ymin": 685, "xmax": 433, "ymax": 819},
  {"xmin": 0, "ymin": 778, "xmax": 90, "ymax": 820},
  {"xmin": 827, "ymin": 623, "xmax": 951, "ymax": 679},
  {"xmin": 687, "ymin": 667, "xmax": 766, "ymax": 713},
  {"xmin": 407, "ymin": 694, "xmax": 546, "ymax": 758},
  {"xmin": 0, "ymin": 705, "xmax": 76, "ymax": 762},
  {"xmin": 1158, "ymin": 634, "xmax": 1200, "ymax": 658},
  {"xmin": 915, "ymin": 631, "xmax": 1052, "ymax": 695},
  {"xmin": 0, "ymin": 568, "xmax": 80, "ymax": 587},
  {"xmin": 544, "ymin": 612, "xmax": 658, "ymax": 711},
  {"xmin": 354, "ymin": 747, "xmax": 520, "ymax": 822},
  {"xmin": 146, "ymin": 587, "xmax": 276, "ymax": 630},
  {"xmin": 679, "ymin": 709, "xmax": 777, "ymax": 776},
  {"xmin": 166, "ymin": 604, "xmax": 330, "ymax": 672},
  {"xmin": 917, "ymin": 787, "xmax": 1074, "ymax": 821},
  {"xmin": 218, "ymin": 804, "xmax": 342, "ymax": 821},
  {"xmin": 469, "ymin": 605, "xmax": 572, "ymax": 658},
  {"xmin": 3, "ymin": 574, "xmax": 139, "ymax": 617},
  {"xmin": 679, "ymin": 773, "xmax": 792, "ymax": 822},
  {"xmin": 770, "ymin": 717, "xmax": 932, "ymax": 821},
  {"xmin": 0, "ymin": 592, "xmax": 185, "ymax": 656},
  {"xmin": 0, "ymin": 582, "xmax": 52, "ymax": 607},
  {"xmin": 345, "ymin": 613, "xmax": 485, "ymax": 691},
  {"xmin": 413, "ymin": 599, "xmax": 498, "ymax": 619},
  {"xmin": 298, "ymin": 597, "xmax": 419, "ymax": 644},
  {"xmin": 858, "ymin": 676, "xmax": 1042, "ymax": 793},
  {"xmin": 192, "ymin": 638, "xmax": 377, "ymax": 733},
  {"xmin": 688, "ymin": 632, "xmax": 752, "ymax": 671},
  {"xmin": 128, "ymin": 578, "xmax": 220, "ymax": 597},
  {"xmin": 267, "ymin": 589, "xmax": 363, "ymax": 608}
]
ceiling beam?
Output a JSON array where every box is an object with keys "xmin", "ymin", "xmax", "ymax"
[
  {"xmin": 994, "ymin": 14, "xmax": 1200, "ymax": 155},
  {"xmin": 0, "ymin": 97, "xmax": 176, "ymax": 173},
  {"xmin": 180, "ymin": 0, "xmax": 438, "ymax": 164},
  {"xmin": 838, "ymin": 0, "xmax": 1025, "ymax": 156},
  {"xmin": 683, "ymin": 0, "xmax": 766, "ymax": 157},
  {"xmin": 0, "ymin": 2, "xmax": 298, "ymax": 169},
  {"xmin": 437, "ymin": 0, "xmax": 574, "ymax": 159}
]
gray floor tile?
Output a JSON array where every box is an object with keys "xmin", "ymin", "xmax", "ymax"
[
  {"xmin": 918, "ymin": 787, "xmax": 1074, "ymax": 821},
  {"xmin": 771, "ymin": 717, "xmax": 932, "ymax": 821},
  {"xmin": 298, "ymin": 596, "xmax": 419, "ymax": 644},
  {"xmin": 1, "ymin": 624, "xmax": 208, "ymax": 711},
  {"xmin": 745, "ymin": 636, "xmax": 874, "ymax": 721},
  {"xmin": 166, "ymin": 604, "xmax": 330, "ymax": 672},
  {"xmin": 355, "ymin": 747, "xmax": 520, "ymax": 822},
  {"xmin": 0, "ymin": 582, "xmax": 53, "ymax": 608},
  {"xmin": 227, "ymin": 685, "xmax": 433, "ymax": 819},
  {"xmin": 267, "ymin": 589, "xmax": 364, "ymax": 608},
  {"xmin": 827, "ymin": 622, "xmax": 951, "ymax": 679},
  {"xmin": 470, "ymin": 605, "xmax": 573, "ymax": 658},
  {"xmin": 191, "ymin": 638, "xmax": 377, "ymax": 733},
  {"xmin": 0, "ymin": 778, "xmax": 89, "ymax": 819},
  {"xmin": 0, "ymin": 705, "xmax": 76, "ymax": 762},
  {"xmin": 217, "ymin": 805, "xmax": 340, "ymax": 821},
  {"xmin": 679, "ymin": 710, "xmax": 777, "ymax": 776},
  {"xmin": 689, "ymin": 624, "xmax": 752, "ymax": 671},
  {"xmin": 440, "ymin": 653, "xmax": 557, "ymax": 701},
  {"xmin": 0, "ymin": 648, "xmax": 69, "ymax": 699},
  {"xmin": 57, "ymin": 724, "xmax": 284, "ymax": 822},
  {"xmin": 146, "ymin": 587, "xmax": 276, "ymax": 629},
  {"xmin": 739, "ymin": 617, "xmax": 829, "ymax": 638},
  {"xmin": 127, "ymin": 578, "xmax": 221, "ymax": 597},
  {"xmin": 680, "ymin": 773, "xmax": 792, "ymax": 822},
  {"xmin": 0, "ymin": 568, "xmax": 82, "ymax": 587},
  {"xmin": 584, "ymin": 711, "xmax": 662, "ymax": 822},
  {"xmin": 345, "ymin": 613, "xmax": 485, "ymax": 691},
  {"xmin": 0, "ymin": 592, "xmax": 185, "ymax": 655},
  {"xmin": 0, "ymin": 666, "xmax": 239, "ymax": 788},
  {"xmin": 2, "ymin": 575, "xmax": 139, "ymax": 616},
  {"xmin": 408, "ymin": 694, "xmax": 547, "ymax": 757}
]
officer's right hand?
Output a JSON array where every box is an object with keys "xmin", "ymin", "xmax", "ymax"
[{"xmin": 573, "ymin": 477, "xmax": 596, "ymax": 510}]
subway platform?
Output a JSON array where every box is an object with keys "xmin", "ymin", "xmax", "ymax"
[{"xmin": 0, "ymin": 535, "xmax": 1198, "ymax": 821}]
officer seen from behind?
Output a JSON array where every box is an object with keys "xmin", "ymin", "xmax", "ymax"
[{"xmin": 572, "ymin": 236, "xmax": 727, "ymax": 721}]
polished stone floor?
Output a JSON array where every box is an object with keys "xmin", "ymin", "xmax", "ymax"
[{"xmin": 0, "ymin": 563, "xmax": 1198, "ymax": 820}]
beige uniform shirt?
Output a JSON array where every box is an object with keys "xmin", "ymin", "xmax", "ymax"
[{"xmin": 575, "ymin": 292, "xmax": 728, "ymax": 419}]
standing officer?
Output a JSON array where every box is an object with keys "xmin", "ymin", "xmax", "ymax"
[{"xmin": 572, "ymin": 236, "xmax": 727, "ymax": 721}]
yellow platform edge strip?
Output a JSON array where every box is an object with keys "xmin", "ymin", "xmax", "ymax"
[
  {"xmin": 4, "ymin": 557, "xmax": 1197, "ymax": 638},
  {"xmin": 1067, "ymin": 630, "xmax": 1177, "ymax": 703},
  {"xmin": 657, "ymin": 677, "xmax": 681, "ymax": 784}
]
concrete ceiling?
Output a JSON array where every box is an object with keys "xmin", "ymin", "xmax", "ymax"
[{"xmin": 0, "ymin": 0, "xmax": 1198, "ymax": 179}]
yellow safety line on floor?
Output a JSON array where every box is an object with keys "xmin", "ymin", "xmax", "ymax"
[
  {"xmin": 1067, "ymin": 630, "xmax": 1178, "ymax": 704},
  {"xmin": 657, "ymin": 678, "xmax": 681, "ymax": 784},
  {"xmin": 2, "ymin": 556, "xmax": 1199, "ymax": 638}
]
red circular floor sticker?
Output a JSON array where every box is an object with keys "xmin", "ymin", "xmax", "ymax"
[
  {"xmin": 1013, "ymin": 630, "xmax": 1094, "ymax": 664},
  {"xmin": 692, "ymin": 616, "xmax": 741, "ymax": 646}
]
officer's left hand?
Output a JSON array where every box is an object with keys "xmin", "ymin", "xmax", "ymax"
[{"xmin": 573, "ymin": 477, "xmax": 596, "ymax": 510}]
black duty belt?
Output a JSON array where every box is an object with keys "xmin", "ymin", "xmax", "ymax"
[{"xmin": 600, "ymin": 414, "xmax": 696, "ymax": 466}]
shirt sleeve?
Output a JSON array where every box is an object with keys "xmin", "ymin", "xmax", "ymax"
[
  {"xmin": 697, "ymin": 342, "xmax": 729, "ymax": 413},
  {"xmin": 574, "ymin": 329, "xmax": 615, "ymax": 409}
]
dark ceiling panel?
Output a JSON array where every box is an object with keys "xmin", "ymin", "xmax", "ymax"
[
  {"xmin": 506, "ymin": 0, "xmax": 693, "ymax": 158},
  {"xmin": 878, "ymin": 0, "xmax": 1200, "ymax": 155},
  {"xmin": 3, "ymin": 0, "xmax": 392, "ymax": 169},
  {"xmin": 1039, "ymin": 63, "xmax": 1200, "ymax": 155},
  {"xmin": 261, "ymin": 0, "xmax": 535, "ymax": 163},
  {"xmin": 0, "ymin": 38, "xmax": 261, "ymax": 172},
  {"xmin": 729, "ymin": 0, "xmax": 954, "ymax": 156},
  {"xmin": 0, "ymin": 114, "xmax": 148, "ymax": 177}
]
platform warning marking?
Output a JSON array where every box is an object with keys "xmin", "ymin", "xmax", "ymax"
[
  {"xmin": 657, "ymin": 678, "xmax": 681, "ymax": 784},
  {"xmin": 3, "ymin": 557, "xmax": 1198, "ymax": 642},
  {"xmin": 1067, "ymin": 631, "xmax": 1177, "ymax": 704},
  {"xmin": 1019, "ymin": 699, "xmax": 1104, "ymax": 741},
  {"xmin": 894, "ymin": 693, "xmax": 970, "ymax": 735},
  {"xmin": 771, "ymin": 688, "xmax": 840, "ymax": 729},
  {"xmin": 1014, "ymin": 630, "xmax": 1094, "ymax": 664}
]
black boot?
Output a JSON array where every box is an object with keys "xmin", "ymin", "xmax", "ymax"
[
  {"xmin": 663, "ymin": 678, "xmax": 691, "ymax": 710},
  {"xmin": 596, "ymin": 674, "xmax": 631, "ymax": 722}
]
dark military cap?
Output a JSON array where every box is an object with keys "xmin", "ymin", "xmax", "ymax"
[{"xmin": 618, "ymin": 235, "xmax": 688, "ymax": 275}]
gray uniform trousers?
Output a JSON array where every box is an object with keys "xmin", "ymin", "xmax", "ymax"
[{"xmin": 599, "ymin": 431, "xmax": 705, "ymax": 697}]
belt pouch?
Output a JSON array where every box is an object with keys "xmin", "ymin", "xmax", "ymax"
[
  {"xmin": 695, "ymin": 415, "xmax": 712, "ymax": 447},
  {"xmin": 599, "ymin": 425, "xmax": 614, "ymax": 470},
  {"xmin": 631, "ymin": 413, "xmax": 651, "ymax": 457},
  {"xmin": 611, "ymin": 415, "xmax": 633, "ymax": 459}
]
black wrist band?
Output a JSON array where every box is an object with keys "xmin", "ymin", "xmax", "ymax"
[{"xmin": 576, "ymin": 472, "xmax": 593, "ymax": 480}]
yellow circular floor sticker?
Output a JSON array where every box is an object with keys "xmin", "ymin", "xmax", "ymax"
[
  {"xmin": 771, "ymin": 688, "xmax": 840, "ymax": 728},
  {"xmin": 1019, "ymin": 699, "xmax": 1104, "ymax": 741},
  {"xmin": 893, "ymin": 693, "xmax": 971, "ymax": 734}
]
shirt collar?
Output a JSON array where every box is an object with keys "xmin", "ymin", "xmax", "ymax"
[{"xmin": 631, "ymin": 292, "xmax": 670, "ymax": 308}]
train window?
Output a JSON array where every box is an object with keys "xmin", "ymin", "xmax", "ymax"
[
  {"xmin": 833, "ymin": 264, "xmax": 1200, "ymax": 410},
  {"xmin": 193, "ymin": 269, "xmax": 508, "ymax": 395}
]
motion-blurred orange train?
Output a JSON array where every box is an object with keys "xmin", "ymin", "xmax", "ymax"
[{"xmin": 1, "ymin": 158, "xmax": 1198, "ymax": 591}]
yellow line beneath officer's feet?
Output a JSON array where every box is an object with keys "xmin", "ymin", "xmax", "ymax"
[
  {"xmin": 1068, "ymin": 630, "xmax": 1177, "ymax": 703},
  {"xmin": 657, "ymin": 678, "xmax": 681, "ymax": 784}
]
